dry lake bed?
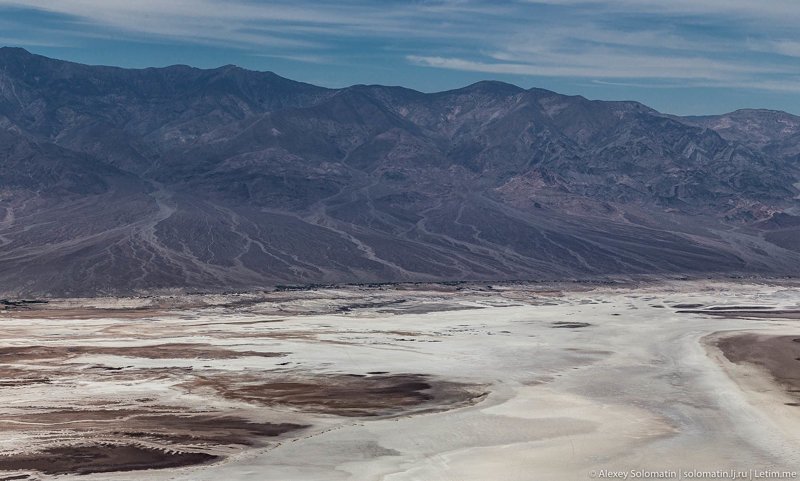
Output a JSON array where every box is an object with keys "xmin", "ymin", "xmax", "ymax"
[{"xmin": 0, "ymin": 280, "xmax": 798, "ymax": 480}]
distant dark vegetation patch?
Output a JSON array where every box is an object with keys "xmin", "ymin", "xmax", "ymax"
[{"xmin": 0, "ymin": 299, "xmax": 48, "ymax": 310}]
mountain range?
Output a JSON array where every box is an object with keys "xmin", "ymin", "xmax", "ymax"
[{"xmin": 1, "ymin": 47, "xmax": 798, "ymax": 296}]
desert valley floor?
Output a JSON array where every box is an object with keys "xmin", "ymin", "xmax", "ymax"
[{"xmin": 0, "ymin": 280, "xmax": 798, "ymax": 480}]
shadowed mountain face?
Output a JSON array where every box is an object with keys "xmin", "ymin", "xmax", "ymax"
[{"xmin": 1, "ymin": 47, "xmax": 799, "ymax": 296}]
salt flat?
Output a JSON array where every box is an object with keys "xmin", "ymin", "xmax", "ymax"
[{"xmin": 0, "ymin": 280, "xmax": 798, "ymax": 480}]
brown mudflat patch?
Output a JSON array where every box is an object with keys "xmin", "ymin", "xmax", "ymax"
[
  {"xmin": 115, "ymin": 415, "xmax": 305, "ymax": 445},
  {"xmin": 184, "ymin": 373, "xmax": 486, "ymax": 417},
  {"xmin": 0, "ymin": 410, "xmax": 306, "ymax": 476},
  {"xmin": 715, "ymin": 333, "xmax": 800, "ymax": 399},
  {"xmin": 0, "ymin": 343, "xmax": 284, "ymax": 361},
  {"xmin": 0, "ymin": 444, "xmax": 219, "ymax": 475},
  {"xmin": 0, "ymin": 410, "xmax": 306, "ymax": 447}
]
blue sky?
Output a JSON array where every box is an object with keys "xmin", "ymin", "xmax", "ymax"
[{"xmin": 2, "ymin": 0, "xmax": 800, "ymax": 115}]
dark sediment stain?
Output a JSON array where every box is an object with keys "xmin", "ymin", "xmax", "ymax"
[
  {"xmin": 672, "ymin": 303, "xmax": 704, "ymax": 309},
  {"xmin": 0, "ymin": 300, "xmax": 47, "ymax": 310},
  {"xmin": 377, "ymin": 304, "xmax": 484, "ymax": 314},
  {"xmin": 0, "ymin": 367, "xmax": 52, "ymax": 387},
  {"xmin": 706, "ymin": 305, "xmax": 773, "ymax": 310},
  {"xmin": 551, "ymin": 321, "xmax": 592, "ymax": 329},
  {"xmin": 337, "ymin": 299, "xmax": 407, "ymax": 312},
  {"xmin": 0, "ymin": 344, "xmax": 285, "ymax": 361},
  {"xmin": 679, "ymin": 309, "xmax": 800, "ymax": 320}
]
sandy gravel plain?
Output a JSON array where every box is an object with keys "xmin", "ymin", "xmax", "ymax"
[{"xmin": 0, "ymin": 280, "xmax": 798, "ymax": 481}]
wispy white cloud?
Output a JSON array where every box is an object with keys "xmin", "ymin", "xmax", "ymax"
[
  {"xmin": 755, "ymin": 40, "xmax": 800, "ymax": 59},
  {"xmin": 404, "ymin": 0, "xmax": 800, "ymax": 93},
  {"xmin": 1, "ymin": 0, "xmax": 800, "ymax": 96},
  {"xmin": 0, "ymin": 0, "xmax": 498, "ymax": 48},
  {"xmin": 521, "ymin": 0, "xmax": 800, "ymax": 24},
  {"xmin": 250, "ymin": 52, "xmax": 334, "ymax": 65},
  {"xmin": 590, "ymin": 76, "xmax": 800, "ymax": 95},
  {"xmin": 408, "ymin": 53, "xmax": 790, "ymax": 82}
]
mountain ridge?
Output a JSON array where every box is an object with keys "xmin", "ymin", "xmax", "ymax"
[{"xmin": 1, "ymin": 48, "xmax": 798, "ymax": 296}]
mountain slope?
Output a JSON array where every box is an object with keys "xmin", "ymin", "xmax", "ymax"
[{"xmin": 1, "ymin": 48, "xmax": 799, "ymax": 296}]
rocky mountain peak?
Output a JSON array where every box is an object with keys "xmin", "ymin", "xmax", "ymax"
[{"xmin": 0, "ymin": 50, "xmax": 798, "ymax": 296}]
